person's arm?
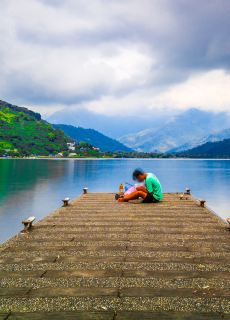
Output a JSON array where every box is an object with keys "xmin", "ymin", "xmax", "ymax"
[
  {"xmin": 145, "ymin": 178, "xmax": 154, "ymax": 194},
  {"xmin": 136, "ymin": 186, "xmax": 147, "ymax": 192}
]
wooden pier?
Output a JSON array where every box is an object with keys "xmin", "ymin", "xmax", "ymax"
[{"xmin": 0, "ymin": 193, "xmax": 230, "ymax": 319}]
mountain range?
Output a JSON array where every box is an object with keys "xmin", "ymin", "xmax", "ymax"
[
  {"xmin": 0, "ymin": 100, "xmax": 131, "ymax": 155},
  {"xmin": 54, "ymin": 124, "xmax": 131, "ymax": 152},
  {"xmin": 1, "ymin": 98, "xmax": 230, "ymax": 157},
  {"xmin": 119, "ymin": 109, "xmax": 230, "ymax": 153},
  {"xmin": 47, "ymin": 107, "xmax": 168, "ymax": 138},
  {"xmin": 48, "ymin": 106, "xmax": 230, "ymax": 154}
]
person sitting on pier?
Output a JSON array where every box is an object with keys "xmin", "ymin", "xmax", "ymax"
[{"xmin": 118, "ymin": 168, "xmax": 163, "ymax": 203}]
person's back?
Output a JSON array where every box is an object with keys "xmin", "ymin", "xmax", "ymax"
[{"xmin": 145, "ymin": 173, "xmax": 163, "ymax": 201}]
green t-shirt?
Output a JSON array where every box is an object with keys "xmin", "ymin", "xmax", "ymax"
[{"xmin": 145, "ymin": 173, "xmax": 163, "ymax": 201}]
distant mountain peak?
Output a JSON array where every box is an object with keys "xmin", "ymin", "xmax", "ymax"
[{"xmin": 120, "ymin": 108, "xmax": 230, "ymax": 153}]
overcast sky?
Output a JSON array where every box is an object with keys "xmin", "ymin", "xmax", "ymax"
[{"xmin": 0, "ymin": 0, "xmax": 230, "ymax": 117}]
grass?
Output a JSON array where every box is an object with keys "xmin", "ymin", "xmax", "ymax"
[{"xmin": 0, "ymin": 104, "xmax": 69, "ymax": 156}]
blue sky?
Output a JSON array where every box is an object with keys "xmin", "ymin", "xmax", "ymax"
[{"xmin": 0, "ymin": 0, "xmax": 230, "ymax": 117}]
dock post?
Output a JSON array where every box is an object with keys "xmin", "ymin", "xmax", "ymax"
[
  {"xmin": 226, "ymin": 218, "xmax": 230, "ymax": 230},
  {"xmin": 22, "ymin": 216, "xmax": 36, "ymax": 231},
  {"xmin": 83, "ymin": 187, "xmax": 88, "ymax": 194},
  {"xmin": 62, "ymin": 197, "xmax": 70, "ymax": 207},
  {"xmin": 199, "ymin": 199, "xmax": 206, "ymax": 207}
]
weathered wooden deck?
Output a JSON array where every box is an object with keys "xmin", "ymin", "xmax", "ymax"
[{"xmin": 0, "ymin": 193, "xmax": 230, "ymax": 319}]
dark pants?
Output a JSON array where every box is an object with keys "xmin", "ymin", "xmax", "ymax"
[{"xmin": 142, "ymin": 193, "xmax": 159, "ymax": 203}]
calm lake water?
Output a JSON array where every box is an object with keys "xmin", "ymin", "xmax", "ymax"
[{"xmin": 0, "ymin": 158, "xmax": 230, "ymax": 243}]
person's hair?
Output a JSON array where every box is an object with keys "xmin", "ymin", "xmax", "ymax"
[{"xmin": 132, "ymin": 168, "xmax": 144, "ymax": 180}]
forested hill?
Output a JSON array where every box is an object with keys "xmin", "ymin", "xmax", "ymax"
[
  {"xmin": 179, "ymin": 139, "xmax": 230, "ymax": 158},
  {"xmin": 54, "ymin": 124, "xmax": 132, "ymax": 152},
  {"xmin": 0, "ymin": 100, "xmax": 69, "ymax": 156}
]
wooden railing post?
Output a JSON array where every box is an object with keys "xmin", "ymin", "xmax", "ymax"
[
  {"xmin": 62, "ymin": 197, "xmax": 70, "ymax": 207},
  {"xmin": 22, "ymin": 216, "xmax": 36, "ymax": 231},
  {"xmin": 83, "ymin": 187, "xmax": 88, "ymax": 194}
]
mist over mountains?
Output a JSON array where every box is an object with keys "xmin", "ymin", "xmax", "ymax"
[
  {"xmin": 48, "ymin": 107, "xmax": 230, "ymax": 154},
  {"xmin": 119, "ymin": 109, "xmax": 230, "ymax": 153},
  {"xmin": 47, "ymin": 108, "xmax": 170, "ymax": 138},
  {"xmin": 169, "ymin": 128, "xmax": 230, "ymax": 153}
]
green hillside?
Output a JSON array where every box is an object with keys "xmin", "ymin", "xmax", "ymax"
[
  {"xmin": 0, "ymin": 100, "xmax": 69, "ymax": 156},
  {"xmin": 179, "ymin": 138, "xmax": 230, "ymax": 158},
  {"xmin": 54, "ymin": 124, "xmax": 132, "ymax": 152}
]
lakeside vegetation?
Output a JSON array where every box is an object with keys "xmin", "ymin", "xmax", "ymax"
[{"xmin": 0, "ymin": 100, "xmax": 69, "ymax": 157}]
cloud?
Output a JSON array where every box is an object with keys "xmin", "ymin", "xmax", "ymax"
[
  {"xmin": 152, "ymin": 69, "xmax": 230, "ymax": 112},
  {"xmin": 0, "ymin": 0, "xmax": 230, "ymax": 116}
]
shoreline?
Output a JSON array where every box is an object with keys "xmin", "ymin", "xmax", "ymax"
[{"xmin": 1, "ymin": 157, "xmax": 230, "ymax": 161}]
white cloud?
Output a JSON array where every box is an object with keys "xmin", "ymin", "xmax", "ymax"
[
  {"xmin": 0, "ymin": 0, "xmax": 230, "ymax": 117},
  {"xmin": 71, "ymin": 69, "xmax": 230, "ymax": 116},
  {"xmin": 29, "ymin": 68, "xmax": 230, "ymax": 117},
  {"xmin": 152, "ymin": 69, "xmax": 230, "ymax": 112},
  {"xmin": 1, "ymin": 41, "xmax": 153, "ymax": 97}
]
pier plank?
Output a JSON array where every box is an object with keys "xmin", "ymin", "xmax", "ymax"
[
  {"xmin": 6, "ymin": 312, "xmax": 114, "ymax": 320},
  {"xmin": 0, "ymin": 193, "xmax": 230, "ymax": 319}
]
